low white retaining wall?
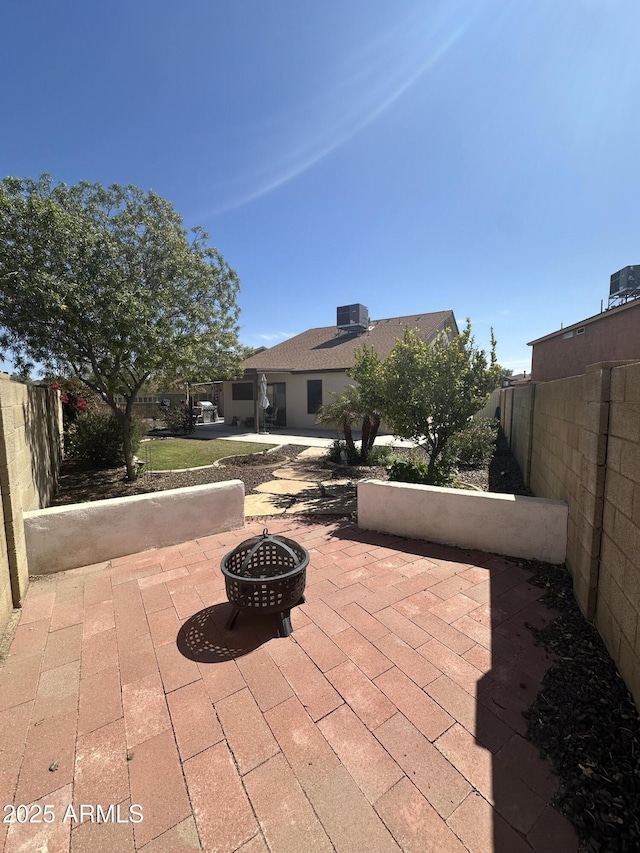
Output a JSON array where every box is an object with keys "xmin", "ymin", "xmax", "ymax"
[
  {"xmin": 24, "ymin": 480, "xmax": 245, "ymax": 575},
  {"xmin": 358, "ymin": 480, "xmax": 568, "ymax": 564}
]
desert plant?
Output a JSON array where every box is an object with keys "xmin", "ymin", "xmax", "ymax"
[
  {"xmin": 383, "ymin": 320, "xmax": 502, "ymax": 484},
  {"xmin": 388, "ymin": 446, "xmax": 457, "ymax": 487},
  {"xmin": 163, "ymin": 404, "xmax": 197, "ymax": 435},
  {"xmin": 326, "ymin": 439, "xmax": 359, "ymax": 465},
  {"xmin": 66, "ymin": 410, "xmax": 144, "ymax": 468},
  {"xmin": 388, "ymin": 457, "xmax": 431, "ymax": 485},
  {"xmin": 449, "ymin": 417, "xmax": 499, "ymax": 468},
  {"xmin": 365, "ymin": 444, "xmax": 393, "ymax": 466}
]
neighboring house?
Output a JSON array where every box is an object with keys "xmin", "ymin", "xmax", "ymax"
[
  {"xmin": 528, "ymin": 297, "xmax": 640, "ymax": 382},
  {"xmin": 113, "ymin": 382, "xmax": 225, "ymax": 419},
  {"xmin": 223, "ymin": 305, "xmax": 458, "ymax": 430}
]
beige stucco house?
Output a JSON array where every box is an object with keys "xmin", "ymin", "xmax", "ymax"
[
  {"xmin": 528, "ymin": 297, "xmax": 640, "ymax": 382},
  {"xmin": 222, "ymin": 306, "xmax": 458, "ymax": 431}
]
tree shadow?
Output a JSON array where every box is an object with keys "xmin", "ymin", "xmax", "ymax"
[{"xmin": 22, "ymin": 385, "xmax": 62, "ymax": 509}]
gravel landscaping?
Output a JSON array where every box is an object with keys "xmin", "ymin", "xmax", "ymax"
[
  {"xmin": 52, "ymin": 430, "xmax": 532, "ymax": 507},
  {"xmin": 523, "ymin": 560, "xmax": 640, "ymax": 852},
  {"xmin": 52, "ymin": 445, "xmax": 308, "ymax": 506}
]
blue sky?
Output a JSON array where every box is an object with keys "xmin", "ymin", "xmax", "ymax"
[{"xmin": 2, "ymin": 0, "xmax": 639, "ymax": 374}]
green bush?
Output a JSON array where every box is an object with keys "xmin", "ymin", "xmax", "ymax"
[
  {"xmin": 326, "ymin": 440, "xmax": 391, "ymax": 466},
  {"xmin": 388, "ymin": 447, "xmax": 457, "ymax": 487},
  {"xmin": 326, "ymin": 439, "xmax": 359, "ymax": 465},
  {"xmin": 66, "ymin": 410, "xmax": 144, "ymax": 468},
  {"xmin": 366, "ymin": 444, "xmax": 392, "ymax": 466},
  {"xmin": 449, "ymin": 417, "xmax": 498, "ymax": 468},
  {"xmin": 163, "ymin": 404, "xmax": 196, "ymax": 435},
  {"xmin": 388, "ymin": 456, "xmax": 431, "ymax": 485}
]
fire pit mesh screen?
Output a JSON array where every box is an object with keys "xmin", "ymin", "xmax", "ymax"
[{"xmin": 221, "ymin": 529, "xmax": 309, "ymax": 620}]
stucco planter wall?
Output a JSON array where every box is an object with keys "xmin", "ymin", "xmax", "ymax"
[
  {"xmin": 24, "ymin": 479, "xmax": 245, "ymax": 575},
  {"xmin": 358, "ymin": 479, "xmax": 568, "ymax": 564}
]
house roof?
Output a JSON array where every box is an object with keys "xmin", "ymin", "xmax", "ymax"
[
  {"xmin": 242, "ymin": 311, "xmax": 457, "ymax": 373},
  {"xmin": 527, "ymin": 297, "xmax": 640, "ymax": 346}
]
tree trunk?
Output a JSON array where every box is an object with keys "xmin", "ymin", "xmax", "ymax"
[
  {"xmin": 122, "ymin": 424, "xmax": 136, "ymax": 481},
  {"xmin": 368, "ymin": 415, "xmax": 381, "ymax": 451},
  {"xmin": 343, "ymin": 421, "xmax": 357, "ymax": 459},
  {"xmin": 360, "ymin": 416, "xmax": 371, "ymax": 464},
  {"xmin": 120, "ymin": 410, "xmax": 137, "ymax": 482},
  {"xmin": 426, "ymin": 437, "xmax": 447, "ymax": 485}
]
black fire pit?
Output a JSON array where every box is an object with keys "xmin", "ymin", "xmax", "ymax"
[{"xmin": 221, "ymin": 528, "xmax": 308, "ymax": 637}]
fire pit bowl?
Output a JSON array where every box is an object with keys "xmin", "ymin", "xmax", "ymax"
[{"xmin": 221, "ymin": 528, "xmax": 308, "ymax": 637}]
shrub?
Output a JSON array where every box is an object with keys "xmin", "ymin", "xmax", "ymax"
[
  {"xmin": 388, "ymin": 456, "xmax": 431, "ymax": 485},
  {"xmin": 326, "ymin": 439, "xmax": 359, "ymax": 465},
  {"xmin": 163, "ymin": 404, "xmax": 197, "ymax": 435},
  {"xmin": 449, "ymin": 417, "xmax": 498, "ymax": 468},
  {"xmin": 365, "ymin": 444, "xmax": 393, "ymax": 466},
  {"xmin": 66, "ymin": 410, "xmax": 144, "ymax": 468},
  {"xmin": 388, "ymin": 447, "xmax": 457, "ymax": 487}
]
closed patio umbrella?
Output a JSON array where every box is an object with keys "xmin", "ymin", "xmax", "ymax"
[{"xmin": 259, "ymin": 374, "xmax": 270, "ymax": 432}]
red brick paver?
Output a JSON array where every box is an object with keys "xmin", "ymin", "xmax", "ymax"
[{"xmin": 0, "ymin": 518, "xmax": 578, "ymax": 852}]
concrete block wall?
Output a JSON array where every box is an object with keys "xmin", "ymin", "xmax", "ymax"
[
  {"xmin": 0, "ymin": 375, "xmax": 62, "ymax": 636},
  {"xmin": 597, "ymin": 362, "xmax": 640, "ymax": 707},
  {"xmin": 528, "ymin": 371, "xmax": 604, "ymax": 616},
  {"xmin": 504, "ymin": 385, "xmax": 536, "ymax": 486},
  {"xmin": 0, "ymin": 481, "xmax": 11, "ymax": 641},
  {"xmin": 501, "ymin": 361, "xmax": 640, "ymax": 709},
  {"xmin": 474, "ymin": 387, "xmax": 501, "ymax": 421}
]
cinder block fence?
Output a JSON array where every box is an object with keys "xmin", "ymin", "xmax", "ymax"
[
  {"xmin": 491, "ymin": 361, "xmax": 640, "ymax": 709},
  {"xmin": 0, "ymin": 375, "xmax": 63, "ymax": 635}
]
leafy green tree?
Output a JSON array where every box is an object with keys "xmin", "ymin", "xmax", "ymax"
[
  {"xmin": 383, "ymin": 320, "xmax": 502, "ymax": 484},
  {"xmin": 316, "ymin": 346, "xmax": 385, "ymax": 465},
  {"xmin": 316, "ymin": 384, "xmax": 361, "ymax": 461},
  {"xmin": 0, "ymin": 175, "xmax": 243, "ymax": 480},
  {"xmin": 348, "ymin": 345, "xmax": 385, "ymax": 464}
]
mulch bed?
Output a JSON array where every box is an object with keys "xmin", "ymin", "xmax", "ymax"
[
  {"xmin": 51, "ymin": 445, "xmax": 306, "ymax": 506},
  {"xmin": 52, "ymin": 432, "xmax": 534, "ymax": 506},
  {"xmin": 51, "ymin": 438, "xmax": 532, "ymax": 506},
  {"xmin": 523, "ymin": 560, "xmax": 640, "ymax": 852}
]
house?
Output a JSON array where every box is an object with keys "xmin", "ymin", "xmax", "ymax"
[
  {"xmin": 528, "ymin": 297, "xmax": 640, "ymax": 382},
  {"xmin": 223, "ymin": 305, "xmax": 458, "ymax": 430}
]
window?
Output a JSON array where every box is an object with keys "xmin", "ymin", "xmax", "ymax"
[
  {"xmin": 562, "ymin": 331, "xmax": 574, "ymax": 340},
  {"xmin": 232, "ymin": 383, "xmax": 253, "ymax": 401},
  {"xmin": 307, "ymin": 379, "xmax": 322, "ymax": 414},
  {"xmin": 576, "ymin": 327, "xmax": 585, "ymax": 335}
]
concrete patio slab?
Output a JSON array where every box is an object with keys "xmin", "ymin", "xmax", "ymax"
[
  {"xmin": 0, "ymin": 519, "xmax": 577, "ymax": 853},
  {"xmin": 254, "ymin": 480, "xmax": 319, "ymax": 495},
  {"xmin": 242, "ymin": 494, "xmax": 289, "ymax": 516},
  {"xmin": 273, "ymin": 466, "xmax": 328, "ymax": 482}
]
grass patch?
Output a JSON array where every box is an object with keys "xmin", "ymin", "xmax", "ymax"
[{"xmin": 141, "ymin": 438, "xmax": 276, "ymax": 471}]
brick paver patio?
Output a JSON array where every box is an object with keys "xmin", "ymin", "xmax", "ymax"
[{"xmin": 0, "ymin": 518, "xmax": 578, "ymax": 852}]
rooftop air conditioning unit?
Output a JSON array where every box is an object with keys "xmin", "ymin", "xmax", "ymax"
[
  {"xmin": 610, "ymin": 266, "xmax": 640, "ymax": 297},
  {"xmin": 337, "ymin": 304, "xmax": 369, "ymax": 331}
]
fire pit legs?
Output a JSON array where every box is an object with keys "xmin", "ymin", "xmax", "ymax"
[
  {"xmin": 278, "ymin": 608, "xmax": 293, "ymax": 638},
  {"xmin": 221, "ymin": 528, "xmax": 309, "ymax": 639},
  {"xmin": 225, "ymin": 596, "xmax": 306, "ymax": 637},
  {"xmin": 225, "ymin": 605, "xmax": 240, "ymax": 631}
]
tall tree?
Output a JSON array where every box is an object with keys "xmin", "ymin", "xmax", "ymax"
[
  {"xmin": 316, "ymin": 348, "xmax": 385, "ymax": 465},
  {"xmin": 315, "ymin": 384, "xmax": 361, "ymax": 461},
  {"xmin": 0, "ymin": 175, "xmax": 243, "ymax": 480},
  {"xmin": 348, "ymin": 345, "xmax": 385, "ymax": 464},
  {"xmin": 383, "ymin": 320, "xmax": 502, "ymax": 484}
]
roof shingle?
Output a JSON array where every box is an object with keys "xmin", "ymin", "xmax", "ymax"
[{"xmin": 243, "ymin": 311, "xmax": 457, "ymax": 373}]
